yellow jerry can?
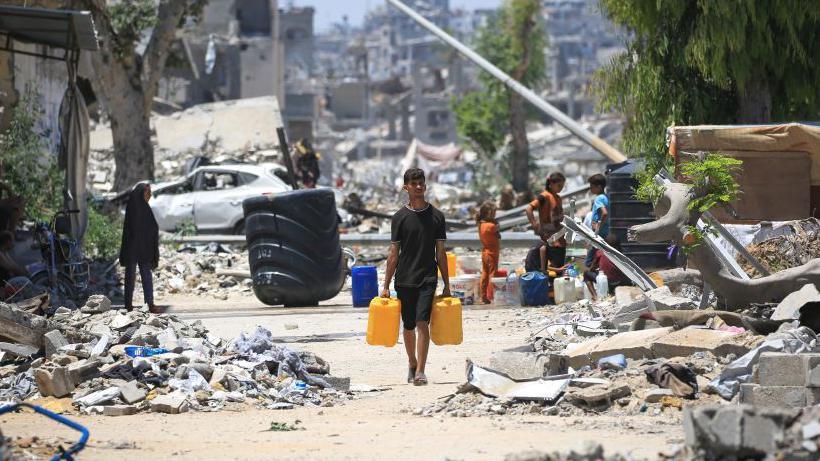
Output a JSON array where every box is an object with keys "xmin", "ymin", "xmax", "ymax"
[
  {"xmin": 430, "ymin": 296, "xmax": 463, "ymax": 345},
  {"xmin": 366, "ymin": 297, "xmax": 401, "ymax": 347}
]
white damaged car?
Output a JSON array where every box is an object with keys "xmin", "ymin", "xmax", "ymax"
[{"xmin": 150, "ymin": 163, "xmax": 292, "ymax": 234}]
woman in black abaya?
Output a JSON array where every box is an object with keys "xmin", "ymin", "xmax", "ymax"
[{"xmin": 120, "ymin": 183, "xmax": 160, "ymax": 312}]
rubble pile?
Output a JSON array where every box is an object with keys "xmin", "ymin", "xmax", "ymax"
[
  {"xmin": 740, "ymin": 218, "xmax": 820, "ymax": 278},
  {"xmin": 133, "ymin": 244, "xmax": 251, "ymax": 300},
  {"xmin": 504, "ymin": 442, "xmax": 638, "ymax": 461},
  {"xmin": 0, "ymin": 297, "xmax": 348, "ymax": 416}
]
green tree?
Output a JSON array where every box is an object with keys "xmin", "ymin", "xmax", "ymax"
[
  {"xmin": 595, "ymin": 0, "xmax": 820, "ymax": 176},
  {"xmin": 81, "ymin": 0, "xmax": 206, "ymax": 191},
  {"xmin": 0, "ymin": 86, "xmax": 63, "ymax": 222},
  {"xmin": 452, "ymin": 0, "xmax": 546, "ymax": 192}
]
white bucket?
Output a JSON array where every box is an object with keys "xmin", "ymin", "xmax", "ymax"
[{"xmin": 451, "ymin": 276, "xmax": 478, "ymax": 305}]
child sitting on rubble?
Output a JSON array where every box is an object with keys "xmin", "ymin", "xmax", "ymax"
[
  {"xmin": 477, "ymin": 200, "xmax": 500, "ymax": 304},
  {"xmin": 525, "ymin": 224, "xmax": 570, "ymax": 275},
  {"xmin": 583, "ymin": 234, "xmax": 628, "ymax": 300}
]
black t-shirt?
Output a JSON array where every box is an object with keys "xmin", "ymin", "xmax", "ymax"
[{"xmin": 391, "ymin": 204, "xmax": 447, "ymax": 287}]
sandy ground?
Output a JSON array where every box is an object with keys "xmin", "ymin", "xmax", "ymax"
[{"xmin": 1, "ymin": 293, "xmax": 684, "ymax": 460}]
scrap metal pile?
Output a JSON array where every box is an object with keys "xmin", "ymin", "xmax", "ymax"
[
  {"xmin": 740, "ymin": 218, "xmax": 820, "ymax": 278},
  {"xmin": 0, "ymin": 296, "xmax": 348, "ymax": 417}
]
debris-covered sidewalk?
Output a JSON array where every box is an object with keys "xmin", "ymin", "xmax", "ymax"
[{"xmin": 0, "ymin": 296, "xmax": 349, "ymax": 417}]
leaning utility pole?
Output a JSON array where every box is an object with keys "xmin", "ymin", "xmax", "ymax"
[{"xmin": 386, "ymin": 0, "xmax": 627, "ymax": 163}]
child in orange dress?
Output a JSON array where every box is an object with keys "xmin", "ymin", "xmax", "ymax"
[{"xmin": 477, "ymin": 200, "xmax": 500, "ymax": 304}]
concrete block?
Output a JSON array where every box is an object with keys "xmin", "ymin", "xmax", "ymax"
[
  {"xmin": 651, "ymin": 327, "xmax": 753, "ymax": 359},
  {"xmin": 322, "ymin": 376, "xmax": 351, "ymax": 392},
  {"xmin": 806, "ymin": 388, "xmax": 820, "ymax": 406},
  {"xmin": 567, "ymin": 384, "xmax": 631, "ymax": 407},
  {"xmin": 684, "ymin": 405, "xmax": 796, "ymax": 459},
  {"xmin": 487, "ymin": 351, "xmax": 548, "ymax": 380},
  {"xmin": 645, "ymin": 285, "xmax": 695, "ymax": 310},
  {"xmin": 565, "ymin": 336, "xmax": 608, "ymax": 369},
  {"xmin": 209, "ymin": 367, "xmax": 228, "ymax": 387},
  {"xmin": 33, "ymin": 366, "xmax": 75, "ymax": 398},
  {"xmin": 803, "ymin": 354, "xmax": 820, "ymax": 387},
  {"xmin": 118, "ymin": 381, "xmax": 146, "ymax": 404},
  {"xmin": 615, "ymin": 286, "xmax": 645, "ymax": 307},
  {"xmin": 67, "ymin": 359, "xmax": 101, "ymax": 386},
  {"xmin": 103, "ymin": 405, "xmax": 138, "ymax": 416},
  {"xmin": 644, "ymin": 388, "xmax": 675, "ymax": 403},
  {"xmin": 81, "ymin": 294, "xmax": 111, "ymax": 314},
  {"xmin": 741, "ymin": 384, "xmax": 806, "ymax": 408},
  {"xmin": 611, "ymin": 291, "xmax": 651, "ymax": 325},
  {"xmin": 43, "ymin": 330, "xmax": 69, "ymax": 358},
  {"xmin": 759, "ymin": 352, "xmax": 806, "ymax": 386},
  {"xmin": 150, "ymin": 394, "xmax": 189, "ymax": 414}
]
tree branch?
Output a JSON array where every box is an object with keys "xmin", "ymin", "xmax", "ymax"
[{"xmin": 141, "ymin": 0, "xmax": 188, "ymax": 115}]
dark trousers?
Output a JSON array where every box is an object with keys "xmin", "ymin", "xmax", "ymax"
[{"xmin": 124, "ymin": 261, "xmax": 154, "ymax": 307}]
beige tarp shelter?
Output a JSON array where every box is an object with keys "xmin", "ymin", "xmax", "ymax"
[{"xmin": 669, "ymin": 123, "xmax": 820, "ymax": 222}]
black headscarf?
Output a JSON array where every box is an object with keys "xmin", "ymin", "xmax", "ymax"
[{"xmin": 119, "ymin": 183, "xmax": 159, "ymax": 268}]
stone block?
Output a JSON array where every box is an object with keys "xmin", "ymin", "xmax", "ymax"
[
  {"xmin": 567, "ymin": 384, "xmax": 631, "ymax": 407},
  {"xmin": 43, "ymin": 330, "xmax": 69, "ymax": 358},
  {"xmin": 322, "ymin": 376, "xmax": 351, "ymax": 392},
  {"xmin": 651, "ymin": 327, "xmax": 753, "ymax": 359},
  {"xmin": 611, "ymin": 294, "xmax": 651, "ymax": 325},
  {"xmin": 644, "ymin": 388, "xmax": 674, "ymax": 403},
  {"xmin": 615, "ymin": 286, "xmax": 645, "ymax": 307},
  {"xmin": 103, "ymin": 405, "xmax": 138, "ymax": 416},
  {"xmin": 487, "ymin": 351, "xmax": 548, "ymax": 380},
  {"xmin": 759, "ymin": 352, "xmax": 806, "ymax": 386},
  {"xmin": 740, "ymin": 384, "xmax": 806, "ymax": 408},
  {"xmin": 150, "ymin": 394, "xmax": 189, "ymax": 414},
  {"xmin": 33, "ymin": 366, "xmax": 75, "ymax": 398},
  {"xmin": 67, "ymin": 359, "xmax": 101, "ymax": 386},
  {"xmin": 118, "ymin": 381, "xmax": 146, "ymax": 404},
  {"xmin": 81, "ymin": 294, "xmax": 111, "ymax": 314},
  {"xmin": 803, "ymin": 354, "xmax": 820, "ymax": 387},
  {"xmin": 645, "ymin": 285, "xmax": 695, "ymax": 310},
  {"xmin": 685, "ymin": 405, "xmax": 797, "ymax": 459}
]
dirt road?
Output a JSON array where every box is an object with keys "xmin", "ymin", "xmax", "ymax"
[{"xmin": 2, "ymin": 294, "xmax": 683, "ymax": 460}]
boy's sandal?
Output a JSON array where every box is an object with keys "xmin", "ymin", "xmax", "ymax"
[{"xmin": 413, "ymin": 373, "xmax": 428, "ymax": 386}]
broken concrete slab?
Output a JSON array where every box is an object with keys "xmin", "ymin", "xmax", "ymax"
[
  {"xmin": 118, "ymin": 380, "xmax": 147, "ymax": 404},
  {"xmin": 740, "ymin": 384, "xmax": 806, "ymax": 408},
  {"xmin": 0, "ymin": 342, "xmax": 38, "ymax": 358},
  {"xmin": 150, "ymin": 393, "xmax": 190, "ymax": 414},
  {"xmin": 44, "ymin": 330, "xmax": 69, "ymax": 358},
  {"xmin": 487, "ymin": 351, "xmax": 549, "ymax": 380},
  {"xmin": 650, "ymin": 327, "xmax": 757, "ymax": 359},
  {"xmin": 0, "ymin": 302, "xmax": 52, "ymax": 347},
  {"xmin": 644, "ymin": 388, "xmax": 675, "ymax": 403},
  {"xmin": 33, "ymin": 366, "xmax": 75, "ymax": 398},
  {"xmin": 67, "ymin": 359, "xmax": 101, "ymax": 386},
  {"xmin": 615, "ymin": 286, "xmax": 646, "ymax": 307},
  {"xmin": 772, "ymin": 283, "xmax": 820, "ymax": 321},
  {"xmin": 74, "ymin": 387, "xmax": 120, "ymax": 407},
  {"xmin": 645, "ymin": 285, "xmax": 696, "ymax": 310},
  {"xmin": 81, "ymin": 295, "xmax": 111, "ymax": 314},
  {"xmin": 566, "ymin": 328, "xmax": 673, "ymax": 368},
  {"xmin": 566, "ymin": 384, "xmax": 631, "ymax": 407},
  {"xmin": 103, "ymin": 405, "xmax": 138, "ymax": 416}
]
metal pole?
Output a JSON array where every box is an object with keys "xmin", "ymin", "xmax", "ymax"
[
  {"xmin": 386, "ymin": 0, "xmax": 627, "ymax": 163},
  {"xmin": 276, "ymin": 127, "xmax": 299, "ymax": 190}
]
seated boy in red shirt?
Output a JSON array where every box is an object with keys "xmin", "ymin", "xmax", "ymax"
[{"xmin": 583, "ymin": 234, "xmax": 628, "ymax": 300}]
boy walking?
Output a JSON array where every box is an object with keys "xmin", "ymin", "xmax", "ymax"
[{"xmin": 382, "ymin": 168, "xmax": 451, "ymax": 386}]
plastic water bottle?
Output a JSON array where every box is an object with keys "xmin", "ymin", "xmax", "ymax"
[
  {"xmin": 567, "ymin": 265, "xmax": 577, "ymax": 278},
  {"xmin": 595, "ymin": 273, "xmax": 609, "ymax": 299}
]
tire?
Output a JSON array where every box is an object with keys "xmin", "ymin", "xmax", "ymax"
[
  {"xmin": 243, "ymin": 189, "xmax": 345, "ymax": 306},
  {"xmin": 30, "ymin": 271, "xmax": 76, "ymax": 304}
]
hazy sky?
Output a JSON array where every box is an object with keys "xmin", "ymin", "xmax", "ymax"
[{"xmin": 289, "ymin": 0, "xmax": 504, "ymax": 32}]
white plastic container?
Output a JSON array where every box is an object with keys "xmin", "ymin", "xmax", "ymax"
[
  {"xmin": 553, "ymin": 276, "xmax": 575, "ymax": 305},
  {"xmin": 491, "ymin": 277, "xmax": 512, "ymax": 306},
  {"xmin": 450, "ymin": 276, "xmax": 478, "ymax": 305},
  {"xmin": 506, "ymin": 273, "xmax": 520, "ymax": 306},
  {"xmin": 595, "ymin": 273, "xmax": 609, "ymax": 299},
  {"xmin": 574, "ymin": 277, "xmax": 585, "ymax": 301}
]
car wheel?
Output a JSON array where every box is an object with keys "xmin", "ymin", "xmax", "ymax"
[{"xmin": 233, "ymin": 220, "xmax": 245, "ymax": 235}]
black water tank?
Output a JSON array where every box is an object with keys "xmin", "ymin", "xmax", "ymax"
[
  {"xmin": 243, "ymin": 189, "xmax": 346, "ymax": 306},
  {"xmin": 606, "ymin": 161, "xmax": 677, "ymax": 272}
]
